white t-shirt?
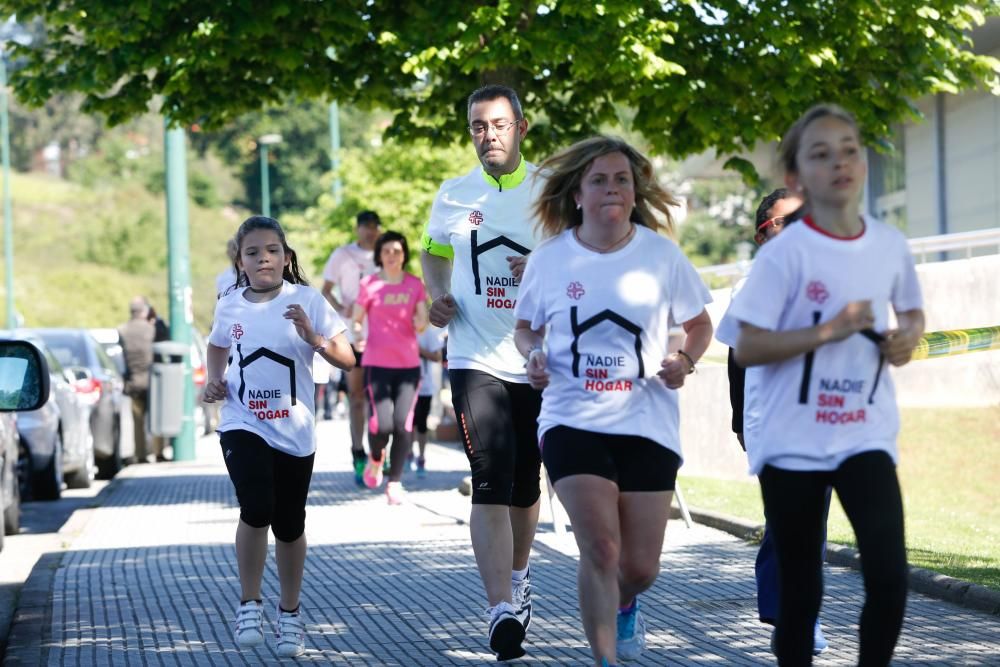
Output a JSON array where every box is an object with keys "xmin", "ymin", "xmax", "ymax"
[
  {"xmin": 515, "ymin": 225, "xmax": 712, "ymax": 458},
  {"xmin": 424, "ymin": 160, "xmax": 543, "ymax": 382},
  {"xmin": 322, "ymin": 242, "xmax": 376, "ymax": 344},
  {"xmin": 215, "ymin": 267, "xmax": 238, "ymax": 298},
  {"xmin": 721, "ymin": 216, "xmax": 923, "ymax": 475},
  {"xmin": 209, "ymin": 282, "xmax": 346, "ymax": 457},
  {"xmin": 716, "ymin": 276, "xmax": 765, "ymax": 460},
  {"xmin": 417, "ymin": 325, "xmax": 446, "ymax": 397}
]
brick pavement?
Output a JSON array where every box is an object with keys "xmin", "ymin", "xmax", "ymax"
[{"xmin": 4, "ymin": 418, "xmax": 999, "ymax": 665}]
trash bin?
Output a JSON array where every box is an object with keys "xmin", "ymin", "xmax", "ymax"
[{"xmin": 150, "ymin": 341, "xmax": 188, "ymax": 437}]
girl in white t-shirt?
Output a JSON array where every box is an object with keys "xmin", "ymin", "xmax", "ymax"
[
  {"xmin": 725, "ymin": 105, "xmax": 925, "ymax": 665},
  {"xmin": 514, "ymin": 137, "xmax": 713, "ymax": 667},
  {"xmin": 204, "ymin": 216, "xmax": 355, "ymax": 658}
]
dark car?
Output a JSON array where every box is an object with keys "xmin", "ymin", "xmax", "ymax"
[
  {"xmin": 34, "ymin": 328, "xmax": 130, "ymax": 479},
  {"xmin": 0, "ymin": 338, "xmax": 52, "ymax": 551},
  {"xmin": 1, "ymin": 330, "xmax": 93, "ymax": 499}
]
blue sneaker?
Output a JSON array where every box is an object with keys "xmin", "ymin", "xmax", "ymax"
[
  {"xmin": 616, "ymin": 599, "xmax": 646, "ymax": 661},
  {"xmin": 813, "ymin": 621, "xmax": 828, "ymax": 655},
  {"xmin": 352, "ymin": 456, "xmax": 366, "ymax": 487}
]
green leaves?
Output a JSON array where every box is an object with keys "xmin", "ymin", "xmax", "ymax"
[{"xmin": 6, "ymin": 0, "xmax": 1000, "ymax": 166}]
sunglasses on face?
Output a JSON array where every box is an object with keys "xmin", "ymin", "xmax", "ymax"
[{"xmin": 754, "ymin": 216, "xmax": 785, "ymax": 245}]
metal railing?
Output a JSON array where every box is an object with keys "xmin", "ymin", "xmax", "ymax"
[{"xmin": 697, "ymin": 227, "xmax": 1000, "ymax": 283}]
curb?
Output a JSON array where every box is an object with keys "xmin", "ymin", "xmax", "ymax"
[{"xmin": 683, "ymin": 507, "xmax": 1000, "ymax": 617}]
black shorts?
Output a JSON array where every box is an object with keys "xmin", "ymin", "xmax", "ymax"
[
  {"xmin": 450, "ymin": 369, "xmax": 542, "ymax": 507},
  {"xmin": 541, "ymin": 425, "xmax": 680, "ymax": 492},
  {"xmin": 414, "ymin": 395, "xmax": 433, "ymax": 434},
  {"xmin": 220, "ymin": 429, "xmax": 315, "ymax": 542}
]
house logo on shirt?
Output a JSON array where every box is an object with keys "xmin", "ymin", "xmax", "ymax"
[
  {"xmin": 468, "ymin": 210, "xmax": 484, "ymax": 226},
  {"xmin": 470, "ymin": 229, "xmax": 530, "ymax": 310},
  {"xmin": 806, "ymin": 280, "xmax": 830, "ymax": 304},
  {"xmin": 570, "ymin": 306, "xmax": 643, "ymax": 392},
  {"xmin": 235, "ymin": 343, "xmax": 296, "ymax": 421}
]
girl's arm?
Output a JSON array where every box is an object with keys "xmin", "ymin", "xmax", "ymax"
[
  {"xmin": 881, "ymin": 308, "xmax": 925, "ymax": 367},
  {"xmin": 351, "ymin": 303, "xmax": 366, "ymax": 338},
  {"xmin": 414, "ymin": 300, "xmax": 429, "ymax": 333},
  {"xmin": 514, "ymin": 319, "xmax": 548, "ymax": 390},
  {"xmin": 203, "ymin": 343, "xmax": 230, "ymax": 402},
  {"xmin": 735, "ymin": 299, "xmax": 875, "ymax": 367},
  {"xmin": 658, "ymin": 309, "xmax": 713, "ymax": 388},
  {"xmin": 315, "ymin": 332, "xmax": 357, "ymax": 372}
]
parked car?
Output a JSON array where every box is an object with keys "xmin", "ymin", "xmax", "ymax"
[
  {"xmin": 1, "ymin": 330, "xmax": 93, "ymax": 499},
  {"xmin": 0, "ymin": 337, "xmax": 50, "ymax": 551},
  {"xmin": 0, "ymin": 412, "xmax": 20, "ymax": 550},
  {"xmin": 33, "ymin": 328, "xmax": 131, "ymax": 479},
  {"xmin": 91, "ymin": 327, "xmax": 214, "ymax": 438}
]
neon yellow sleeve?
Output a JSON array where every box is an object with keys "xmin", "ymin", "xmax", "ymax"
[{"xmin": 421, "ymin": 231, "xmax": 454, "ymax": 259}]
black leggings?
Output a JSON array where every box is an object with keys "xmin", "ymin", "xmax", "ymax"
[
  {"xmin": 759, "ymin": 450, "xmax": 907, "ymax": 667},
  {"xmin": 365, "ymin": 366, "xmax": 420, "ymax": 483}
]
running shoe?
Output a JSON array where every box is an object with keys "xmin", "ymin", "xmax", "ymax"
[
  {"xmin": 383, "ymin": 455, "xmax": 391, "ymax": 474},
  {"xmin": 416, "ymin": 456, "xmax": 426, "ymax": 477},
  {"xmin": 813, "ymin": 620, "xmax": 829, "ymax": 655},
  {"xmin": 511, "ymin": 568, "xmax": 532, "ymax": 631},
  {"xmin": 352, "ymin": 457, "xmax": 366, "ymax": 487},
  {"xmin": 234, "ymin": 600, "xmax": 264, "ymax": 648},
  {"xmin": 363, "ymin": 455, "xmax": 385, "ymax": 488},
  {"xmin": 386, "ymin": 481, "xmax": 406, "ymax": 505},
  {"xmin": 616, "ymin": 599, "xmax": 646, "ymax": 661},
  {"xmin": 275, "ymin": 605, "xmax": 305, "ymax": 658},
  {"xmin": 487, "ymin": 601, "xmax": 526, "ymax": 661}
]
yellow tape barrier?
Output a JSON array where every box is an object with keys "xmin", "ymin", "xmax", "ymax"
[{"xmin": 912, "ymin": 326, "xmax": 1000, "ymax": 361}]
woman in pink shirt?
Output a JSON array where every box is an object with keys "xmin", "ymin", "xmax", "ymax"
[{"xmin": 352, "ymin": 231, "xmax": 429, "ymax": 504}]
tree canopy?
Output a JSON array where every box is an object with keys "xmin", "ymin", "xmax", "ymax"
[{"xmin": 7, "ymin": 1, "xmax": 1000, "ymax": 167}]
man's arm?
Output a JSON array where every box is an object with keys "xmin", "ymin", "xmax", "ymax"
[
  {"xmin": 321, "ymin": 279, "xmax": 344, "ymax": 313},
  {"xmin": 420, "ymin": 251, "xmax": 452, "ymax": 300}
]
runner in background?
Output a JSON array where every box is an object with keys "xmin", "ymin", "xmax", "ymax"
[
  {"xmin": 321, "ymin": 211, "xmax": 381, "ymax": 484},
  {"xmin": 421, "ymin": 84, "xmax": 544, "ymax": 661},
  {"xmin": 725, "ymin": 104, "xmax": 924, "ymax": 665},
  {"xmin": 412, "ymin": 324, "xmax": 446, "ymax": 476},
  {"xmin": 514, "ymin": 136, "xmax": 712, "ymax": 667},
  {"xmin": 718, "ymin": 188, "xmax": 831, "ymax": 656},
  {"xmin": 353, "ymin": 231, "xmax": 428, "ymax": 504},
  {"xmin": 205, "ymin": 216, "xmax": 355, "ymax": 658}
]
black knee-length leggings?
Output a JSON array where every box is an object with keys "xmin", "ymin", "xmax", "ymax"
[
  {"xmin": 759, "ymin": 450, "xmax": 907, "ymax": 667},
  {"xmin": 364, "ymin": 366, "xmax": 420, "ymax": 483}
]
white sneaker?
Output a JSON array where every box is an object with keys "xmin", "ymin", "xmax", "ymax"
[
  {"xmin": 234, "ymin": 600, "xmax": 264, "ymax": 647},
  {"xmin": 487, "ymin": 601, "xmax": 526, "ymax": 661},
  {"xmin": 275, "ymin": 605, "xmax": 305, "ymax": 658},
  {"xmin": 511, "ymin": 569, "xmax": 532, "ymax": 631}
]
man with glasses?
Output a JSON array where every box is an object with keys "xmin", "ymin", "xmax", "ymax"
[{"xmin": 421, "ymin": 84, "xmax": 543, "ymax": 661}]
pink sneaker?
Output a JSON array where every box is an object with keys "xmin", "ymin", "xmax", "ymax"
[
  {"xmin": 363, "ymin": 455, "xmax": 384, "ymax": 489},
  {"xmin": 386, "ymin": 481, "xmax": 406, "ymax": 505}
]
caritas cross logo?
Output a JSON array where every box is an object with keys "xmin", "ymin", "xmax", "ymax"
[
  {"xmin": 231, "ymin": 323, "xmax": 244, "ymax": 340},
  {"xmin": 566, "ymin": 281, "xmax": 585, "ymax": 300},
  {"xmin": 468, "ymin": 210, "xmax": 484, "ymax": 226},
  {"xmin": 806, "ymin": 281, "xmax": 829, "ymax": 304}
]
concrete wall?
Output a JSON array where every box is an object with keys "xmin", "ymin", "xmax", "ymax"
[{"xmin": 682, "ymin": 254, "xmax": 1000, "ymax": 480}]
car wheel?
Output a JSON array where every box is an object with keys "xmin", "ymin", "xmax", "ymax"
[
  {"xmin": 32, "ymin": 430, "xmax": 63, "ymax": 501},
  {"xmin": 65, "ymin": 435, "xmax": 94, "ymax": 490},
  {"xmin": 3, "ymin": 476, "xmax": 20, "ymax": 535},
  {"xmin": 96, "ymin": 420, "xmax": 123, "ymax": 480}
]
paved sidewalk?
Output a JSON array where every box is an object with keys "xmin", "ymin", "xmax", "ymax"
[{"xmin": 4, "ymin": 418, "xmax": 999, "ymax": 665}]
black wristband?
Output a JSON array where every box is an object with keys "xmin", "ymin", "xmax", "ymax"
[{"xmin": 677, "ymin": 350, "xmax": 696, "ymax": 374}]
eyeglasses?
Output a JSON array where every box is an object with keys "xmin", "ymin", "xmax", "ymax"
[
  {"xmin": 754, "ymin": 216, "xmax": 786, "ymax": 245},
  {"xmin": 469, "ymin": 119, "xmax": 520, "ymax": 137}
]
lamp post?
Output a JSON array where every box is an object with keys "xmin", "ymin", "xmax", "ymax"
[
  {"xmin": 258, "ymin": 133, "xmax": 282, "ymax": 217},
  {"xmin": 329, "ymin": 101, "xmax": 342, "ymax": 204}
]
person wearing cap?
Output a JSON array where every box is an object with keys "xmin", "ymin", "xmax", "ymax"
[
  {"xmin": 321, "ymin": 210, "xmax": 381, "ymax": 484},
  {"xmin": 719, "ymin": 187, "xmax": 831, "ymax": 656}
]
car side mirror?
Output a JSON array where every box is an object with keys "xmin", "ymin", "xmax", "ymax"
[{"xmin": 0, "ymin": 339, "xmax": 51, "ymax": 411}]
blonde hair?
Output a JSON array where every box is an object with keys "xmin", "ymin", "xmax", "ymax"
[{"xmin": 534, "ymin": 136, "xmax": 678, "ymax": 239}]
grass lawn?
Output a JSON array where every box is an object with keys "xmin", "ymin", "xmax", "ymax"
[{"xmin": 678, "ymin": 406, "xmax": 1000, "ymax": 591}]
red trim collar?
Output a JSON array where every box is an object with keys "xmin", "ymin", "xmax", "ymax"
[{"xmin": 802, "ymin": 215, "xmax": 865, "ymax": 241}]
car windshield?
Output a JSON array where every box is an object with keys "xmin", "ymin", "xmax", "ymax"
[{"xmin": 37, "ymin": 331, "xmax": 88, "ymax": 368}]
